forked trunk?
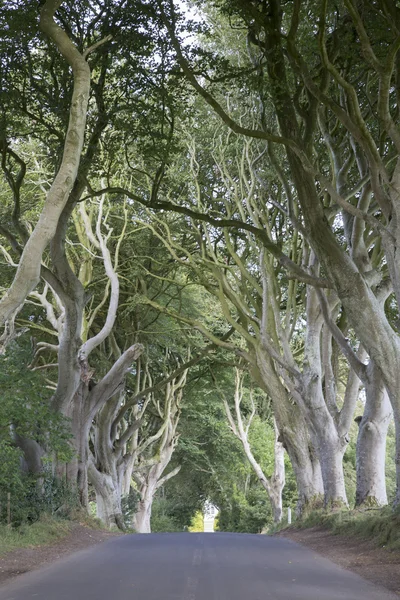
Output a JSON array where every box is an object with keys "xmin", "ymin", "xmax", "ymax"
[
  {"xmin": 254, "ymin": 351, "xmax": 324, "ymax": 513},
  {"xmin": 88, "ymin": 460, "xmax": 124, "ymax": 529},
  {"xmin": 284, "ymin": 432, "xmax": 324, "ymax": 514}
]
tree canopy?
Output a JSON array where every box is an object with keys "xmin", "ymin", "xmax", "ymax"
[{"xmin": 0, "ymin": 0, "xmax": 400, "ymax": 533}]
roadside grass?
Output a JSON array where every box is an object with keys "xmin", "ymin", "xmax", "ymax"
[
  {"xmin": 0, "ymin": 510, "xmax": 119, "ymax": 556},
  {"xmin": 271, "ymin": 506, "xmax": 400, "ymax": 550},
  {"xmin": 0, "ymin": 515, "xmax": 73, "ymax": 556}
]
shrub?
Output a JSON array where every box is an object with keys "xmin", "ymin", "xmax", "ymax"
[{"xmin": 0, "ymin": 469, "xmax": 79, "ymax": 527}]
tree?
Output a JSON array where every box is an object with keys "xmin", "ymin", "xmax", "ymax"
[
  {"xmin": 131, "ymin": 366, "xmax": 187, "ymax": 533},
  {"xmin": 216, "ymin": 367, "xmax": 285, "ymax": 523}
]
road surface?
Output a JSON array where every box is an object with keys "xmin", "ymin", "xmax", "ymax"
[{"xmin": 0, "ymin": 532, "xmax": 397, "ymax": 600}]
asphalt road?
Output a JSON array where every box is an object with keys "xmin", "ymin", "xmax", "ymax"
[{"xmin": 0, "ymin": 532, "xmax": 397, "ymax": 600}]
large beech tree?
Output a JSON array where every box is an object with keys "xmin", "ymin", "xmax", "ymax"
[
  {"xmin": 19, "ymin": 196, "xmax": 143, "ymax": 504},
  {"xmin": 0, "ymin": 0, "xmax": 186, "ymax": 513}
]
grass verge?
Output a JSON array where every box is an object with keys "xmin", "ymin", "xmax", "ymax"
[
  {"xmin": 0, "ymin": 509, "xmax": 118, "ymax": 556},
  {"xmin": 0, "ymin": 515, "xmax": 73, "ymax": 556},
  {"xmin": 273, "ymin": 506, "xmax": 400, "ymax": 551}
]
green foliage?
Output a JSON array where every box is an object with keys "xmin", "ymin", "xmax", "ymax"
[
  {"xmin": 0, "ymin": 342, "xmax": 76, "ymax": 525},
  {"xmin": 188, "ymin": 510, "xmax": 204, "ymax": 532},
  {"xmin": 0, "ymin": 470, "xmax": 79, "ymax": 527},
  {"xmin": 121, "ymin": 489, "xmax": 140, "ymax": 530},
  {"xmin": 0, "ymin": 341, "xmax": 73, "ymax": 461},
  {"xmin": 0, "ymin": 441, "xmax": 23, "ymax": 495},
  {"xmin": 158, "ymin": 364, "xmax": 298, "ymax": 534},
  {"xmin": 1, "ymin": 0, "xmax": 399, "ymax": 540},
  {"xmin": 151, "ymin": 496, "xmax": 182, "ymax": 533},
  {"xmin": 217, "ymin": 486, "xmax": 272, "ymax": 534}
]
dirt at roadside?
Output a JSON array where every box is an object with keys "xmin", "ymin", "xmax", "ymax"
[
  {"xmin": 0, "ymin": 524, "xmax": 121, "ymax": 586},
  {"xmin": 277, "ymin": 526, "xmax": 400, "ymax": 596}
]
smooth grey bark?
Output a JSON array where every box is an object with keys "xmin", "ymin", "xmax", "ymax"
[
  {"xmin": 88, "ymin": 364, "xmax": 185, "ymax": 531},
  {"xmin": 132, "ymin": 462, "xmax": 181, "ymax": 534},
  {"xmin": 254, "ymin": 350, "xmax": 324, "ymax": 514},
  {"xmin": 87, "ymin": 391, "xmax": 137, "ymax": 529},
  {"xmin": 83, "ymin": 343, "xmax": 143, "ymax": 499},
  {"xmin": 48, "ymin": 214, "xmax": 89, "ymax": 505},
  {"xmin": 166, "ymin": 0, "xmax": 400, "ymax": 505},
  {"xmin": 132, "ymin": 491, "xmax": 153, "ymax": 534},
  {"xmin": 300, "ymin": 286, "xmax": 349, "ymax": 507},
  {"xmin": 63, "ymin": 389, "xmax": 90, "ymax": 507},
  {"xmin": 356, "ymin": 361, "xmax": 392, "ymax": 507},
  {"xmin": 258, "ymin": 253, "xmax": 353, "ymax": 507},
  {"xmin": 318, "ymin": 291, "xmax": 393, "ymax": 507},
  {"xmin": 54, "ymin": 344, "xmax": 143, "ymax": 509},
  {"xmin": 170, "ymin": 0, "xmax": 400, "ymax": 506},
  {"xmin": 88, "ymin": 455, "xmax": 125, "ymax": 530},
  {"xmin": 35, "ymin": 189, "xmax": 142, "ymax": 508},
  {"xmin": 270, "ymin": 429, "xmax": 285, "ymax": 524},
  {"xmin": 14, "ymin": 435, "xmax": 45, "ymax": 475}
]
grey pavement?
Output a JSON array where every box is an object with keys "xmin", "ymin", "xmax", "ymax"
[{"xmin": 0, "ymin": 532, "xmax": 397, "ymax": 600}]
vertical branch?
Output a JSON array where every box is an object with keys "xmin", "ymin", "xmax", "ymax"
[{"xmin": 79, "ymin": 195, "xmax": 124, "ymax": 359}]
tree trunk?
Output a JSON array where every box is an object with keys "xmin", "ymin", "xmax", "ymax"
[
  {"xmin": 14, "ymin": 435, "xmax": 44, "ymax": 475},
  {"xmin": 257, "ymin": 4, "xmax": 400, "ymax": 505},
  {"xmin": 302, "ymin": 375, "xmax": 348, "ymax": 507},
  {"xmin": 318, "ymin": 435, "xmax": 347, "ymax": 507},
  {"xmin": 280, "ymin": 394, "xmax": 325, "ymax": 510},
  {"xmin": 270, "ymin": 428, "xmax": 285, "ymax": 523},
  {"xmin": 88, "ymin": 460, "xmax": 124, "ymax": 529},
  {"xmin": 254, "ymin": 352, "xmax": 324, "ymax": 513},
  {"xmin": 237, "ymin": 425, "xmax": 285, "ymax": 524},
  {"xmin": 56, "ymin": 385, "xmax": 90, "ymax": 508},
  {"xmin": 133, "ymin": 484, "xmax": 156, "ymax": 533},
  {"xmin": 283, "ymin": 429, "xmax": 324, "ymax": 514},
  {"xmin": 121, "ymin": 459, "xmax": 135, "ymax": 497},
  {"xmin": 356, "ymin": 362, "xmax": 392, "ymax": 507},
  {"xmin": 224, "ymin": 370, "xmax": 286, "ymax": 524},
  {"xmin": 133, "ymin": 500, "xmax": 152, "ymax": 534},
  {"xmin": 88, "ymin": 394, "xmax": 125, "ymax": 529},
  {"xmin": 301, "ymin": 288, "xmax": 349, "ymax": 508}
]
